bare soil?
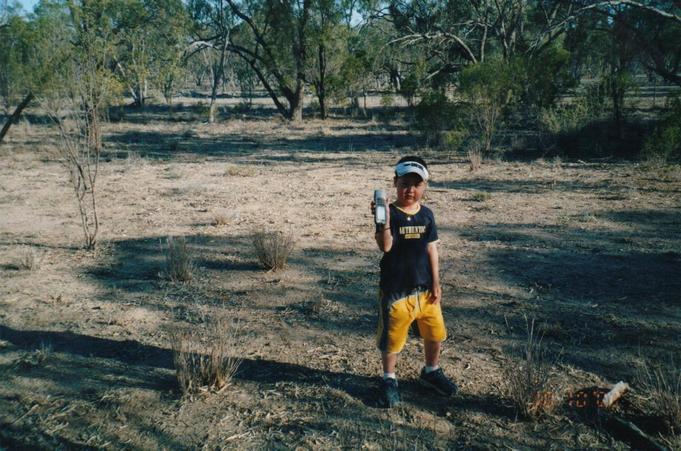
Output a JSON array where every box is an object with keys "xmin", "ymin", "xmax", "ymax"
[{"xmin": 1, "ymin": 105, "xmax": 680, "ymax": 450}]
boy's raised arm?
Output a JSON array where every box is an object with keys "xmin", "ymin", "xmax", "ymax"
[{"xmin": 371, "ymin": 200, "xmax": 392, "ymax": 252}]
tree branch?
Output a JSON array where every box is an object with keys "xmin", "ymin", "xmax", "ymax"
[{"xmin": 389, "ymin": 31, "xmax": 478, "ymax": 64}]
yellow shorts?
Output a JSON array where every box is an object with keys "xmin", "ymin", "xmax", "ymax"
[{"xmin": 376, "ymin": 289, "xmax": 447, "ymax": 354}]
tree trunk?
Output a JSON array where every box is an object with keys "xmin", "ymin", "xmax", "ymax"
[
  {"xmin": 0, "ymin": 92, "xmax": 33, "ymax": 145},
  {"xmin": 209, "ymin": 36, "xmax": 229, "ymax": 124},
  {"xmin": 317, "ymin": 44, "xmax": 327, "ymax": 119},
  {"xmin": 0, "ymin": 92, "xmax": 34, "ymax": 144},
  {"xmin": 133, "ymin": 83, "xmax": 144, "ymax": 107},
  {"xmin": 289, "ymin": 84, "xmax": 305, "ymax": 122},
  {"xmin": 290, "ymin": 0, "xmax": 310, "ymax": 122}
]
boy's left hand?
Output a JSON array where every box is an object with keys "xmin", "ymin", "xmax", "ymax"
[{"xmin": 429, "ymin": 283, "xmax": 442, "ymax": 304}]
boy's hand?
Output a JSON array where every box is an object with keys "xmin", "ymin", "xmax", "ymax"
[
  {"xmin": 370, "ymin": 197, "xmax": 390, "ymax": 227},
  {"xmin": 429, "ymin": 283, "xmax": 442, "ymax": 304}
]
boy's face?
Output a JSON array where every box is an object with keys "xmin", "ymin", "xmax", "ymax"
[{"xmin": 394, "ymin": 173, "xmax": 426, "ymax": 207}]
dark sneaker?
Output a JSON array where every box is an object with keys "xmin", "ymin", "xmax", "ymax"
[
  {"xmin": 379, "ymin": 377, "xmax": 400, "ymax": 408},
  {"xmin": 419, "ymin": 368, "xmax": 458, "ymax": 397}
]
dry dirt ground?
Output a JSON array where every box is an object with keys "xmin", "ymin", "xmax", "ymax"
[{"xmin": 1, "ymin": 105, "xmax": 680, "ymax": 450}]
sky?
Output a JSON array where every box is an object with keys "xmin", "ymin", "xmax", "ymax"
[{"xmin": 19, "ymin": 0, "xmax": 39, "ymax": 13}]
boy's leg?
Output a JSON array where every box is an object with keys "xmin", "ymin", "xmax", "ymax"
[
  {"xmin": 382, "ymin": 351, "xmax": 398, "ymax": 374},
  {"xmin": 416, "ymin": 291, "xmax": 457, "ymax": 396},
  {"xmin": 379, "ymin": 352, "xmax": 400, "ymax": 407},
  {"xmin": 376, "ymin": 291, "xmax": 416, "ymax": 408},
  {"xmin": 424, "ymin": 339, "xmax": 441, "ymax": 367}
]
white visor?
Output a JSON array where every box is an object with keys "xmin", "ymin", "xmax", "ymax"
[{"xmin": 395, "ymin": 161, "xmax": 429, "ymax": 181}]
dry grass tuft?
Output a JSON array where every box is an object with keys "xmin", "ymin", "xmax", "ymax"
[
  {"xmin": 225, "ymin": 164, "xmax": 256, "ymax": 177},
  {"xmin": 252, "ymin": 230, "xmax": 295, "ymax": 271},
  {"xmin": 123, "ymin": 151, "xmax": 145, "ymax": 171},
  {"xmin": 471, "ymin": 191, "xmax": 491, "ymax": 202},
  {"xmin": 171, "ymin": 319, "xmax": 243, "ymax": 395},
  {"xmin": 16, "ymin": 246, "xmax": 41, "ymax": 270},
  {"xmin": 635, "ymin": 356, "xmax": 681, "ymax": 435},
  {"xmin": 163, "ymin": 236, "xmax": 193, "ymax": 282},
  {"xmin": 211, "ymin": 209, "xmax": 239, "ymax": 227},
  {"xmin": 14, "ymin": 342, "xmax": 51, "ymax": 370},
  {"xmin": 504, "ymin": 317, "xmax": 558, "ymax": 419},
  {"xmin": 468, "ymin": 141, "xmax": 482, "ymax": 172},
  {"xmin": 212, "ymin": 213, "xmax": 230, "ymax": 226}
]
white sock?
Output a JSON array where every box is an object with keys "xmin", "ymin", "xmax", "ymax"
[
  {"xmin": 383, "ymin": 372, "xmax": 396, "ymax": 380},
  {"xmin": 424, "ymin": 365, "xmax": 439, "ymax": 374}
]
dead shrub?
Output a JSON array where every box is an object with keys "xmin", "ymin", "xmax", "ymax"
[
  {"xmin": 163, "ymin": 236, "xmax": 193, "ymax": 282},
  {"xmin": 504, "ymin": 317, "xmax": 557, "ymax": 419},
  {"xmin": 635, "ymin": 356, "xmax": 681, "ymax": 434},
  {"xmin": 252, "ymin": 230, "xmax": 295, "ymax": 271},
  {"xmin": 171, "ymin": 319, "xmax": 243, "ymax": 395}
]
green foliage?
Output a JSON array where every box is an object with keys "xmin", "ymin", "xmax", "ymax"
[
  {"xmin": 642, "ymin": 97, "xmax": 681, "ymax": 163},
  {"xmin": 459, "ymin": 59, "xmax": 519, "ymax": 109},
  {"xmin": 330, "ymin": 42, "xmax": 373, "ymax": 105},
  {"xmin": 414, "ymin": 91, "xmax": 470, "ymax": 148},
  {"xmin": 539, "ymin": 97, "xmax": 593, "ymax": 136},
  {"xmin": 459, "ymin": 59, "xmax": 520, "ymax": 153},
  {"xmin": 114, "ymin": 0, "xmax": 190, "ymax": 105},
  {"xmin": 539, "ymin": 103, "xmax": 647, "ymax": 159},
  {"xmin": 0, "ymin": 14, "xmax": 33, "ymax": 112},
  {"xmin": 517, "ymin": 45, "xmax": 576, "ymax": 110},
  {"xmin": 379, "ymin": 93, "xmax": 393, "ymax": 108},
  {"xmin": 0, "ymin": 1, "xmax": 72, "ymax": 112}
]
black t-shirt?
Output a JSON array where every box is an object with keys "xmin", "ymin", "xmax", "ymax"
[{"xmin": 377, "ymin": 203, "xmax": 439, "ymax": 295}]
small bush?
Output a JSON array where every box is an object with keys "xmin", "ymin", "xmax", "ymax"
[
  {"xmin": 414, "ymin": 91, "xmax": 471, "ymax": 148},
  {"xmin": 252, "ymin": 230, "xmax": 295, "ymax": 271},
  {"xmin": 459, "ymin": 59, "xmax": 521, "ymax": 154},
  {"xmin": 539, "ymin": 99, "xmax": 591, "ymax": 136},
  {"xmin": 641, "ymin": 98, "xmax": 681, "ymax": 163},
  {"xmin": 441, "ymin": 130, "xmax": 467, "ymax": 152},
  {"xmin": 635, "ymin": 356, "xmax": 681, "ymax": 435},
  {"xmin": 380, "ymin": 93, "xmax": 394, "ymax": 108},
  {"xmin": 164, "ymin": 236, "xmax": 193, "ymax": 282},
  {"xmin": 504, "ymin": 317, "xmax": 557, "ymax": 419},
  {"xmin": 171, "ymin": 319, "xmax": 243, "ymax": 395}
]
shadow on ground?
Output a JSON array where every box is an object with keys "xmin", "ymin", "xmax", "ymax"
[
  {"xmin": 439, "ymin": 205, "xmax": 681, "ymax": 378},
  {"xmin": 84, "ymin": 234, "xmax": 378, "ymax": 335},
  {"xmin": 105, "ymin": 128, "xmax": 418, "ymax": 161}
]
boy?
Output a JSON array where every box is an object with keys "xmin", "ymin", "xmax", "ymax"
[{"xmin": 372, "ymin": 156, "xmax": 458, "ymax": 408}]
